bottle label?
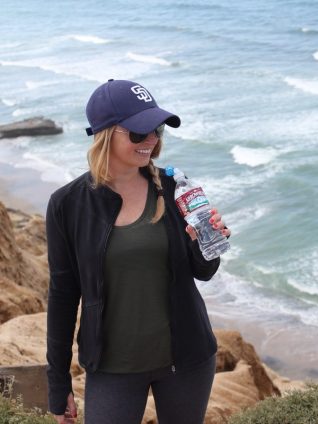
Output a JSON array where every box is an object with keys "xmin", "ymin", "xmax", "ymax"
[{"xmin": 176, "ymin": 187, "xmax": 209, "ymax": 217}]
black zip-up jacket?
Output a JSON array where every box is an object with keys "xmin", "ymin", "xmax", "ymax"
[{"xmin": 46, "ymin": 167, "xmax": 220, "ymax": 415}]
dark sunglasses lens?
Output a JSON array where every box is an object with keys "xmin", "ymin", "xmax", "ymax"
[
  {"xmin": 129, "ymin": 124, "xmax": 165, "ymax": 143},
  {"xmin": 129, "ymin": 132, "xmax": 147, "ymax": 143}
]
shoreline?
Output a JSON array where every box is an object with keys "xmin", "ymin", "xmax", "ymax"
[
  {"xmin": 0, "ymin": 162, "xmax": 60, "ymax": 215},
  {"xmin": 208, "ymin": 302, "xmax": 318, "ymax": 381},
  {"xmin": 0, "ymin": 162, "xmax": 316, "ymax": 382}
]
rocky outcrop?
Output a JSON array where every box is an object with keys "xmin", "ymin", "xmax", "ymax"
[
  {"xmin": 0, "ymin": 117, "xmax": 63, "ymax": 139},
  {"xmin": 0, "ymin": 312, "xmax": 83, "ymax": 413},
  {"xmin": 0, "ymin": 202, "xmax": 48, "ymax": 323},
  {"xmin": 215, "ymin": 329, "xmax": 280, "ymax": 399},
  {"xmin": 0, "ymin": 199, "xmax": 303, "ymax": 422},
  {"xmin": 0, "ymin": 276, "xmax": 44, "ymax": 323},
  {"xmin": 7, "ymin": 207, "xmax": 47, "ymax": 257},
  {"xmin": 0, "ymin": 312, "xmax": 286, "ymax": 424}
]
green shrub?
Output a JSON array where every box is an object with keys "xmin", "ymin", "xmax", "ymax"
[
  {"xmin": 0, "ymin": 392, "xmax": 82, "ymax": 424},
  {"xmin": 0, "ymin": 388, "xmax": 86, "ymax": 424},
  {"xmin": 228, "ymin": 383, "xmax": 318, "ymax": 424}
]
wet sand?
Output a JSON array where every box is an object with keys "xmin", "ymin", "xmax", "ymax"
[
  {"xmin": 0, "ymin": 162, "xmax": 59, "ymax": 215},
  {"xmin": 207, "ymin": 299, "xmax": 318, "ymax": 380}
]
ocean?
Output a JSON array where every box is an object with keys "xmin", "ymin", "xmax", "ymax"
[{"xmin": 0, "ymin": 0, "xmax": 317, "ymax": 378}]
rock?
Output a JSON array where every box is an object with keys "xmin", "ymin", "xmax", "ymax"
[
  {"xmin": 214, "ymin": 329, "xmax": 280, "ymax": 399},
  {"xmin": 142, "ymin": 394, "xmax": 157, "ymax": 424},
  {"xmin": 0, "ymin": 276, "xmax": 44, "ymax": 324},
  {"xmin": 0, "ymin": 312, "xmax": 296, "ymax": 423},
  {"xmin": 0, "ymin": 117, "xmax": 62, "ymax": 139},
  {"xmin": 206, "ymin": 360, "xmax": 264, "ymax": 423},
  {"xmin": 0, "ymin": 312, "xmax": 84, "ymax": 412},
  {"xmin": 0, "ymin": 202, "xmax": 48, "ymax": 323},
  {"xmin": 0, "ymin": 201, "xmax": 22, "ymax": 279},
  {"xmin": 0, "ymin": 313, "xmax": 49, "ymax": 366},
  {"xmin": 7, "ymin": 207, "xmax": 47, "ymax": 256},
  {"xmin": 0, "ymin": 364, "xmax": 48, "ymax": 413},
  {"xmin": 262, "ymin": 363, "xmax": 305, "ymax": 395},
  {"xmin": 0, "ymin": 199, "xmax": 299, "ymax": 422},
  {"xmin": 0, "ymin": 311, "xmax": 82, "ymax": 375}
]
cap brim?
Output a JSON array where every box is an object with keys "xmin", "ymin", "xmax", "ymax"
[{"xmin": 119, "ymin": 107, "xmax": 180, "ymax": 133}]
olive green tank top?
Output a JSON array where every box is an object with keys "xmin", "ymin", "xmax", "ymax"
[{"xmin": 98, "ymin": 183, "xmax": 173, "ymax": 373}]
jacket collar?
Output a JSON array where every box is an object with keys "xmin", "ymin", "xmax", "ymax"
[{"xmin": 84, "ymin": 166, "xmax": 154, "ymax": 198}]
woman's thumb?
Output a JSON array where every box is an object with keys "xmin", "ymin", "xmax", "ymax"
[
  {"xmin": 67, "ymin": 392, "xmax": 77, "ymax": 417},
  {"xmin": 186, "ymin": 225, "xmax": 197, "ymax": 241}
]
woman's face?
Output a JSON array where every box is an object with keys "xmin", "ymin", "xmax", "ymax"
[{"xmin": 109, "ymin": 126, "xmax": 159, "ymax": 170}]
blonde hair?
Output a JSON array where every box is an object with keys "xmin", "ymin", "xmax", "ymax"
[{"xmin": 87, "ymin": 126, "xmax": 165, "ymax": 223}]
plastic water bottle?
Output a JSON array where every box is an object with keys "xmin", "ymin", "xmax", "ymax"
[{"xmin": 165, "ymin": 166, "xmax": 230, "ymax": 260}]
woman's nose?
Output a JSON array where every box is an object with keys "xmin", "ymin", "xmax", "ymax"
[{"xmin": 145, "ymin": 132, "xmax": 158, "ymax": 143}]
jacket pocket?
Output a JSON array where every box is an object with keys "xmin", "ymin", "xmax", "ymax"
[{"xmin": 78, "ymin": 302, "xmax": 101, "ymax": 368}]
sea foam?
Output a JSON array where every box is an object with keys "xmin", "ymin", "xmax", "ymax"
[
  {"xmin": 288, "ymin": 278, "xmax": 318, "ymax": 297},
  {"xmin": 15, "ymin": 152, "xmax": 73, "ymax": 185},
  {"xmin": 223, "ymin": 205, "xmax": 270, "ymax": 234},
  {"xmin": 192, "ymin": 160, "xmax": 286, "ymax": 208},
  {"xmin": 65, "ymin": 34, "xmax": 111, "ymax": 44},
  {"xmin": 0, "ymin": 58, "xmax": 98, "ymax": 82},
  {"xmin": 230, "ymin": 145, "xmax": 279, "ymax": 167},
  {"xmin": 126, "ymin": 52, "xmax": 176, "ymax": 66},
  {"xmin": 12, "ymin": 108, "xmax": 31, "ymax": 117},
  {"xmin": 1, "ymin": 98, "xmax": 17, "ymax": 107},
  {"xmin": 200, "ymin": 270, "xmax": 318, "ymax": 327},
  {"xmin": 301, "ymin": 27, "xmax": 318, "ymax": 34},
  {"xmin": 25, "ymin": 80, "xmax": 58, "ymax": 90},
  {"xmin": 0, "ymin": 58, "xmax": 143, "ymax": 84},
  {"xmin": 284, "ymin": 76, "xmax": 318, "ymax": 95}
]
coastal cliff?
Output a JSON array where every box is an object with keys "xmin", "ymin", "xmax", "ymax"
[{"xmin": 0, "ymin": 201, "xmax": 303, "ymax": 422}]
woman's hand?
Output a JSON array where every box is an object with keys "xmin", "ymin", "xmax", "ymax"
[
  {"xmin": 185, "ymin": 208, "xmax": 231, "ymax": 241},
  {"xmin": 54, "ymin": 392, "xmax": 77, "ymax": 423}
]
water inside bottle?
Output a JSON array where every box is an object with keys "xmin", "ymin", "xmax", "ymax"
[{"xmin": 187, "ymin": 209, "xmax": 230, "ymax": 260}]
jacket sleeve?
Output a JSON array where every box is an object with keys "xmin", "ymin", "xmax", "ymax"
[
  {"xmin": 46, "ymin": 196, "xmax": 81, "ymax": 415},
  {"xmin": 187, "ymin": 238, "xmax": 220, "ymax": 281}
]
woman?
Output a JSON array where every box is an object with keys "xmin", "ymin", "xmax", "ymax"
[{"xmin": 46, "ymin": 79, "xmax": 231, "ymax": 424}]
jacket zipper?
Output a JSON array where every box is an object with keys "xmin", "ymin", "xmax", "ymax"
[
  {"xmin": 163, "ymin": 213, "xmax": 177, "ymax": 374},
  {"xmin": 95, "ymin": 204, "xmax": 122, "ymax": 370}
]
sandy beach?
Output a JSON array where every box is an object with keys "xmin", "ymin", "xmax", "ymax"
[
  {"xmin": 0, "ymin": 162, "xmax": 59, "ymax": 216},
  {"xmin": 208, "ymin": 300, "xmax": 318, "ymax": 381},
  {"xmin": 0, "ymin": 162, "xmax": 316, "ymax": 382}
]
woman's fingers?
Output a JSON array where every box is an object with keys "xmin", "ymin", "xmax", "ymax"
[
  {"xmin": 186, "ymin": 225, "xmax": 197, "ymax": 241},
  {"xmin": 209, "ymin": 212, "xmax": 224, "ymax": 230},
  {"xmin": 186, "ymin": 208, "xmax": 231, "ymax": 240},
  {"xmin": 209, "ymin": 212, "xmax": 221, "ymax": 224},
  {"xmin": 67, "ymin": 393, "xmax": 77, "ymax": 418},
  {"xmin": 209, "ymin": 208, "xmax": 231, "ymax": 237},
  {"xmin": 222, "ymin": 227, "xmax": 231, "ymax": 237},
  {"xmin": 54, "ymin": 393, "xmax": 77, "ymax": 423},
  {"xmin": 54, "ymin": 415, "xmax": 74, "ymax": 423}
]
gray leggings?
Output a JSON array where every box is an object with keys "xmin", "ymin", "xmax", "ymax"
[{"xmin": 84, "ymin": 354, "xmax": 216, "ymax": 424}]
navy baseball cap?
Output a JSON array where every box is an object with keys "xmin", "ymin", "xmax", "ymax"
[{"xmin": 85, "ymin": 79, "xmax": 181, "ymax": 136}]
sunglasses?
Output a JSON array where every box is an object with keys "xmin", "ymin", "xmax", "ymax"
[{"xmin": 114, "ymin": 124, "xmax": 165, "ymax": 144}]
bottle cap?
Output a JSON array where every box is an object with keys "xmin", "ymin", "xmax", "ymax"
[{"xmin": 165, "ymin": 166, "xmax": 174, "ymax": 177}]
